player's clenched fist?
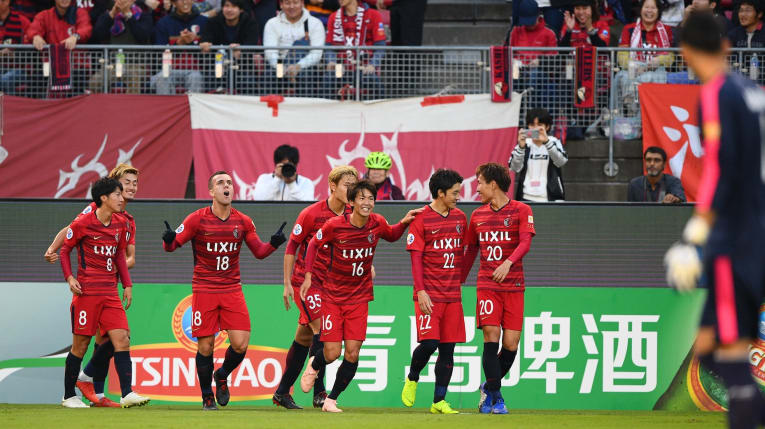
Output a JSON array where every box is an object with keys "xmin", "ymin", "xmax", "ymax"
[{"xmin": 162, "ymin": 220, "xmax": 176, "ymax": 245}]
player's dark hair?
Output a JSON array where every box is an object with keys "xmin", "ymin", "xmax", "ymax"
[
  {"xmin": 429, "ymin": 169, "xmax": 463, "ymax": 199},
  {"xmin": 274, "ymin": 144, "xmax": 300, "ymax": 165},
  {"xmin": 208, "ymin": 170, "xmax": 230, "ymax": 190},
  {"xmin": 525, "ymin": 108, "xmax": 553, "ymax": 130},
  {"xmin": 680, "ymin": 11, "xmax": 724, "ymax": 53},
  {"xmin": 91, "ymin": 177, "xmax": 123, "ymax": 207},
  {"xmin": 348, "ymin": 179, "xmax": 377, "ymax": 202},
  {"xmin": 223, "ymin": 0, "xmax": 245, "ymax": 9},
  {"xmin": 644, "ymin": 146, "xmax": 667, "ymax": 162},
  {"xmin": 476, "ymin": 163, "xmax": 511, "ymax": 193}
]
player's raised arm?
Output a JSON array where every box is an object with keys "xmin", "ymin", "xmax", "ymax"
[
  {"xmin": 163, "ymin": 212, "xmax": 200, "ymax": 252},
  {"xmin": 244, "ymin": 221, "xmax": 287, "ymax": 259},
  {"xmin": 44, "ymin": 226, "xmax": 69, "ymax": 263}
]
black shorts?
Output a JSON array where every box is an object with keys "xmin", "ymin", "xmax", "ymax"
[{"xmin": 700, "ymin": 254, "xmax": 765, "ymax": 344}]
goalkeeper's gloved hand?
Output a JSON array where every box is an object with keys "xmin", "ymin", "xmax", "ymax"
[
  {"xmin": 270, "ymin": 222, "xmax": 287, "ymax": 248},
  {"xmin": 664, "ymin": 215, "xmax": 710, "ymax": 292},
  {"xmin": 162, "ymin": 220, "xmax": 176, "ymax": 245}
]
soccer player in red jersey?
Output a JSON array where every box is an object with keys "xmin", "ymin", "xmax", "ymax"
[
  {"xmin": 273, "ymin": 165, "xmax": 359, "ymax": 410},
  {"xmin": 461, "ymin": 163, "xmax": 535, "ymax": 415},
  {"xmin": 400, "ymin": 169, "xmax": 467, "ymax": 414},
  {"xmin": 298, "ymin": 180, "xmax": 421, "ymax": 412},
  {"xmin": 59, "ymin": 177, "xmax": 150, "ymax": 409},
  {"xmin": 44, "ymin": 163, "xmax": 139, "ymax": 408},
  {"xmin": 162, "ymin": 170, "xmax": 287, "ymax": 410}
]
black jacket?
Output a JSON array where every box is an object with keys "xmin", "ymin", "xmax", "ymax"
[
  {"xmin": 200, "ymin": 11, "xmax": 260, "ymax": 45},
  {"xmin": 93, "ymin": 3, "xmax": 154, "ymax": 44},
  {"xmin": 727, "ymin": 24, "xmax": 765, "ymax": 49}
]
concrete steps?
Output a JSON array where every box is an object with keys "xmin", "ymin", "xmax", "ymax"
[
  {"xmin": 562, "ymin": 138, "xmax": 643, "ymax": 202},
  {"xmin": 423, "ymin": 0, "xmax": 512, "ymax": 46}
]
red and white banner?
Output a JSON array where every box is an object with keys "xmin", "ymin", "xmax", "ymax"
[
  {"xmin": 639, "ymin": 83, "xmax": 703, "ymax": 201},
  {"xmin": 189, "ymin": 94, "xmax": 521, "ymax": 201},
  {"xmin": 0, "ymin": 95, "xmax": 192, "ymax": 198}
]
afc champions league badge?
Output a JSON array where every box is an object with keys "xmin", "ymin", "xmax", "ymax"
[
  {"xmin": 293, "ymin": 224, "xmax": 303, "ymax": 236},
  {"xmin": 172, "ymin": 295, "xmax": 228, "ymax": 352},
  {"xmin": 407, "ymin": 233, "xmax": 415, "ymax": 245}
]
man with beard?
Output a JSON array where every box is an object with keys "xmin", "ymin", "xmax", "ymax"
[{"xmin": 627, "ymin": 146, "xmax": 687, "ymax": 203}]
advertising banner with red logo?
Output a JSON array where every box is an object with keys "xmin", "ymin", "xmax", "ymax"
[
  {"xmin": 639, "ymin": 84, "xmax": 702, "ymax": 201},
  {"xmin": 0, "ymin": 95, "xmax": 192, "ymax": 198},
  {"xmin": 189, "ymin": 94, "xmax": 521, "ymax": 201}
]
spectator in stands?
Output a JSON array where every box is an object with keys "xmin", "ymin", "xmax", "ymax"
[
  {"xmin": 252, "ymin": 144, "xmax": 315, "ymax": 201},
  {"xmin": 200, "ymin": 0, "xmax": 260, "ymax": 93},
  {"xmin": 364, "ymin": 151, "xmax": 404, "ymax": 200},
  {"xmin": 506, "ymin": 0, "xmax": 558, "ymax": 112},
  {"xmin": 613, "ymin": 0, "xmax": 673, "ymax": 117},
  {"xmin": 263, "ymin": 0, "xmax": 324, "ymax": 96},
  {"xmin": 560, "ymin": 0, "xmax": 610, "ymax": 46},
  {"xmin": 246, "ymin": 0, "xmax": 276, "ymax": 42},
  {"xmin": 627, "ymin": 146, "xmax": 686, "ymax": 203},
  {"xmin": 89, "ymin": 0, "xmax": 153, "ymax": 94},
  {"xmin": 303, "ymin": 0, "xmax": 338, "ymax": 25},
  {"xmin": 0, "ymin": 0, "xmax": 31, "ymax": 95},
  {"xmin": 28, "ymin": 0, "xmax": 91, "ymax": 51},
  {"xmin": 323, "ymin": 0, "xmax": 385, "ymax": 100},
  {"xmin": 728, "ymin": 0, "xmax": 765, "ymax": 48},
  {"xmin": 151, "ymin": 0, "xmax": 207, "ymax": 94},
  {"xmin": 512, "ymin": 0, "xmax": 566, "ymax": 37},
  {"xmin": 510, "ymin": 108, "xmax": 567, "ymax": 202},
  {"xmin": 661, "ymin": 0, "xmax": 684, "ymax": 27},
  {"xmin": 28, "ymin": 0, "xmax": 92, "ymax": 94},
  {"xmin": 673, "ymin": 0, "xmax": 731, "ymax": 42}
]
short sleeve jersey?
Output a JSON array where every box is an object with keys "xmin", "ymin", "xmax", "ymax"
[
  {"xmin": 311, "ymin": 212, "xmax": 393, "ymax": 305},
  {"xmin": 174, "ymin": 206, "xmax": 259, "ymax": 293},
  {"xmin": 77, "ymin": 202, "xmax": 136, "ymax": 246},
  {"xmin": 290, "ymin": 200, "xmax": 347, "ymax": 288},
  {"xmin": 465, "ymin": 200, "xmax": 536, "ymax": 292},
  {"xmin": 326, "ymin": 6, "xmax": 386, "ymax": 63},
  {"xmin": 406, "ymin": 205, "xmax": 467, "ymax": 303},
  {"xmin": 63, "ymin": 211, "xmax": 128, "ymax": 296}
]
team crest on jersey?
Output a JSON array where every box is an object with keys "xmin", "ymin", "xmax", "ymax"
[
  {"xmin": 293, "ymin": 224, "xmax": 303, "ymax": 236},
  {"xmin": 82, "ymin": 205, "xmax": 92, "ymax": 215},
  {"xmin": 367, "ymin": 233, "xmax": 374, "ymax": 243},
  {"xmin": 456, "ymin": 224, "xmax": 462, "ymax": 234},
  {"xmin": 114, "ymin": 233, "xmax": 120, "ymax": 243},
  {"xmin": 407, "ymin": 233, "xmax": 415, "ymax": 245},
  {"xmin": 66, "ymin": 228, "xmax": 73, "ymax": 240},
  {"xmin": 176, "ymin": 224, "xmax": 184, "ymax": 234},
  {"xmin": 504, "ymin": 218, "xmax": 510, "ymax": 227},
  {"xmin": 233, "ymin": 226, "xmax": 240, "ymax": 239},
  {"xmin": 316, "ymin": 229, "xmax": 323, "ymax": 240}
]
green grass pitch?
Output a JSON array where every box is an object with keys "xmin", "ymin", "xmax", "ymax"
[{"xmin": 0, "ymin": 405, "xmax": 726, "ymax": 428}]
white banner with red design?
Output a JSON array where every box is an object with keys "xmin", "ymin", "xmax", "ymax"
[
  {"xmin": 639, "ymin": 84, "xmax": 703, "ymax": 202},
  {"xmin": 188, "ymin": 94, "xmax": 521, "ymax": 201}
]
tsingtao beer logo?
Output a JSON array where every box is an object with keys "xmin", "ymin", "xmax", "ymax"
[{"xmin": 108, "ymin": 294, "xmax": 287, "ymax": 402}]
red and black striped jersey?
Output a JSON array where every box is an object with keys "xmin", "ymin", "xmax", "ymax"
[
  {"xmin": 174, "ymin": 207, "xmax": 260, "ymax": 293},
  {"xmin": 62, "ymin": 211, "xmax": 129, "ymax": 296},
  {"xmin": 311, "ymin": 213, "xmax": 402, "ymax": 304},
  {"xmin": 406, "ymin": 205, "xmax": 467, "ymax": 303},
  {"xmin": 77, "ymin": 202, "xmax": 136, "ymax": 246},
  {"xmin": 289, "ymin": 200, "xmax": 347, "ymax": 289},
  {"xmin": 465, "ymin": 201, "xmax": 535, "ymax": 292}
]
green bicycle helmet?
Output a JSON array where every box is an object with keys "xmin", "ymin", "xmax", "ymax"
[{"xmin": 365, "ymin": 152, "xmax": 392, "ymax": 170}]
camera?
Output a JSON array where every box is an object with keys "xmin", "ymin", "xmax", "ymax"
[
  {"xmin": 527, "ymin": 129, "xmax": 540, "ymax": 140},
  {"xmin": 281, "ymin": 162, "xmax": 297, "ymax": 179}
]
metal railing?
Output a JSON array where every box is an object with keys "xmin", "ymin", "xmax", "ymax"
[{"xmin": 4, "ymin": 44, "xmax": 764, "ymax": 176}]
